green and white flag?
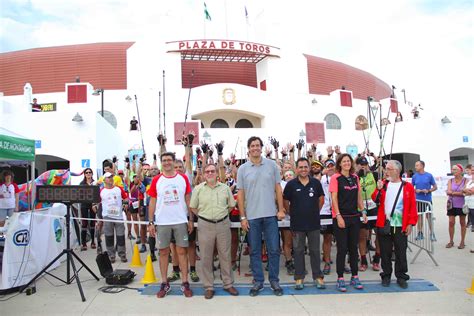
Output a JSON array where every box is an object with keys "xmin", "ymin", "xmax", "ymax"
[{"xmin": 204, "ymin": 2, "xmax": 211, "ymax": 21}]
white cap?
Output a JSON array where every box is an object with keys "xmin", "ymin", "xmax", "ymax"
[{"xmin": 103, "ymin": 172, "xmax": 113, "ymax": 178}]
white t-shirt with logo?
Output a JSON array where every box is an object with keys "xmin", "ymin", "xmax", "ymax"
[
  {"xmin": 100, "ymin": 186, "xmax": 127, "ymax": 219},
  {"xmin": 320, "ymin": 174, "xmax": 332, "ymax": 215},
  {"xmin": 384, "ymin": 182, "xmax": 404, "ymax": 227},
  {"xmin": 148, "ymin": 172, "xmax": 192, "ymax": 225},
  {"xmin": 0, "ymin": 183, "xmax": 20, "ymax": 209}
]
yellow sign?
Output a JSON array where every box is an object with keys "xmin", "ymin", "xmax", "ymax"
[{"xmin": 40, "ymin": 103, "xmax": 57, "ymax": 112}]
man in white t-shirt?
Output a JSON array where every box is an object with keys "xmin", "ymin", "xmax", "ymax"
[
  {"xmin": 100, "ymin": 172, "xmax": 128, "ymax": 263},
  {"xmin": 148, "ymin": 152, "xmax": 193, "ymax": 298}
]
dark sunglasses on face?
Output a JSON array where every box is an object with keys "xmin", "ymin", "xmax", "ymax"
[{"xmin": 85, "ymin": 171, "xmax": 93, "ymax": 174}]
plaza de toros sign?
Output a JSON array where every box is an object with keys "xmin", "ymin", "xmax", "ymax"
[{"xmin": 166, "ymin": 40, "xmax": 280, "ymax": 58}]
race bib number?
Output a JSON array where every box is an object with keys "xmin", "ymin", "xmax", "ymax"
[
  {"xmin": 365, "ymin": 199, "xmax": 377, "ymax": 210},
  {"xmin": 132, "ymin": 201, "xmax": 139, "ymax": 209},
  {"xmin": 163, "ymin": 184, "xmax": 180, "ymax": 205}
]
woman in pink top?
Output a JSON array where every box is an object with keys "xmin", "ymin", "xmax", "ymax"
[{"xmin": 446, "ymin": 164, "xmax": 467, "ymax": 249}]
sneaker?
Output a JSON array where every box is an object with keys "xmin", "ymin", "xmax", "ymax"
[
  {"xmin": 190, "ymin": 270, "xmax": 200, "ymax": 282},
  {"xmin": 286, "ymin": 261, "xmax": 295, "ymax": 275},
  {"xmin": 139, "ymin": 244, "xmax": 147, "ymax": 253},
  {"xmin": 336, "ymin": 278, "xmax": 347, "ymax": 292},
  {"xmin": 415, "ymin": 232, "xmax": 424, "ymax": 241},
  {"xmin": 323, "ymin": 262, "xmax": 331, "ymax": 275},
  {"xmin": 150, "ymin": 253, "xmax": 157, "ymax": 262},
  {"xmin": 397, "ymin": 278, "xmax": 408, "ymax": 289},
  {"xmin": 359, "ymin": 264, "xmax": 368, "ymax": 272},
  {"xmin": 249, "ymin": 283, "xmax": 264, "ymax": 297},
  {"xmin": 135, "ymin": 239, "xmax": 141, "ymax": 244},
  {"xmin": 344, "ymin": 265, "xmax": 351, "ymax": 274},
  {"xmin": 156, "ymin": 282, "xmax": 171, "ymax": 298},
  {"xmin": 430, "ymin": 233, "xmax": 437, "ymax": 242},
  {"xmin": 382, "ymin": 277, "xmax": 391, "ymax": 287},
  {"xmin": 109, "ymin": 256, "xmax": 116, "ymax": 263},
  {"xmin": 372, "ymin": 262, "xmax": 381, "ymax": 271},
  {"xmin": 181, "ymin": 282, "xmax": 193, "ymax": 297},
  {"xmin": 168, "ymin": 271, "xmax": 180, "ymax": 282},
  {"xmin": 350, "ymin": 276, "xmax": 364, "ymax": 290},
  {"xmin": 295, "ymin": 279, "xmax": 304, "ymax": 290},
  {"xmin": 315, "ymin": 277, "xmax": 326, "ymax": 289},
  {"xmin": 81, "ymin": 245, "xmax": 87, "ymax": 251},
  {"xmin": 120, "ymin": 256, "xmax": 127, "ymax": 263},
  {"xmin": 262, "ymin": 254, "xmax": 268, "ymax": 263},
  {"xmin": 270, "ymin": 281, "xmax": 283, "ymax": 296}
]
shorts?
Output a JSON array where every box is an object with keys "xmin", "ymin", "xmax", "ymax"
[
  {"xmin": 129, "ymin": 200, "xmax": 143, "ymax": 214},
  {"xmin": 361, "ymin": 208, "xmax": 378, "ymax": 230},
  {"xmin": 0, "ymin": 208, "xmax": 14, "ymax": 221},
  {"xmin": 320, "ymin": 214, "xmax": 333, "ymax": 235},
  {"xmin": 447, "ymin": 207, "xmax": 465, "ymax": 217},
  {"xmin": 157, "ymin": 223, "xmax": 189, "ymax": 249}
]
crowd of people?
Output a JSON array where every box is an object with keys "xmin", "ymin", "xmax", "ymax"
[{"xmin": 1, "ymin": 134, "xmax": 473, "ymax": 298}]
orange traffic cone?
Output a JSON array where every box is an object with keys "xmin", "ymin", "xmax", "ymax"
[
  {"xmin": 130, "ymin": 244, "xmax": 143, "ymax": 268},
  {"xmin": 141, "ymin": 254, "xmax": 158, "ymax": 284},
  {"xmin": 466, "ymin": 277, "xmax": 474, "ymax": 295}
]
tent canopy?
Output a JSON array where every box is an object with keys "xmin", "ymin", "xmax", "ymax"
[{"xmin": 0, "ymin": 127, "xmax": 35, "ymax": 162}]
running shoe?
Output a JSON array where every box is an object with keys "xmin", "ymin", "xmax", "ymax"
[
  {"xmin": 323, "ymin": 262, "xmax": 331, "ymax": 275},
  {"xmin": 190, "ymin": 270, "xmax": 200, "ymax": 282},
  {"xmin": 336, "ymin": 278, "xmax": 347, "ymax": 292},
  {"xmin": 249, "ymin": 283, "xmax": 264, "ymax": 297},
  {"xmin": 270, "ymin": 281, "xmax": 283, "ymax": 296},
  {"xmin": 415, "ymin": 232, "xmax": 424, "ymax": 241},
  {"xmin": 168, "ymin": 271, "xmax": 180, "ymax": 282},
  {"xmin": 295, "ymin": 279, "xmax": 304, "ymax": 290},
  {"xmin": 181, "ymin": 282, "xmax": 193, "ymax": 297},
  {"xmin": 139, "ymin": 244, "xmax": 147, "ymax": 253},
  {"xmin": 286, "ymin": 260, "xmax": 295, "ymax": 275},
  {"xmin": 350, "ymin": 276, "xmax": 364, "ymax": 290},
  {"xmin": 156, "ymin": 282, "xmax": 171, "ymax": 298},
  {"xmin": 359, "ymin": 264, "xmax": 368, "ymax": 272},
  {"xmin": 430, "ymin": 233, "xmax": 437, "ymax": 242},
  {"xmin": 315, "ymin": 277, "xmax": 326, "ymax": 289},
  {"xmin": 372, "ymin": 262, "xmax": 381, "ymax": 271}
]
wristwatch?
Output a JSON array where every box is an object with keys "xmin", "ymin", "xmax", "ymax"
[{"xmin": 240, "ymin": 216, "xmax": 247, "ymax": 221}]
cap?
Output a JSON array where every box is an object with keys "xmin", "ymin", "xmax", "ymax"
[
  {"xmin": 103, "ymin": 172, "xmax": 114, "ymax": 178},
  {"xmin": 117, "ymin": 170, "xmax": 124, "ymax": 175},
  {"xmin": 356, "ymin": 157, "xmax": 369, "ymax": 165},
  {"xmin": 311, "ymin": 160, "xmax": 324, "ymax": 168},
  {"xmin": 324, "ymin": 159, "xmax": 335, "ymax": 167}
]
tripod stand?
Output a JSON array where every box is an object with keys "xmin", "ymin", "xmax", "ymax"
[{"xmin": 20, "ymin": 203, "xmax": 99, "ymax": 302}]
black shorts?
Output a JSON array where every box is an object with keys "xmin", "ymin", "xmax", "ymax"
[
  {"xmin": 361, "ymin": 208, "xmax": 378, "ymax": 230},
  {"xmin": 129, "ymin": 200, "xmax": 143, "ymax": 214},
  {"xmin": 320, "ymin": 214, "xmax": 333, "ymax": 235},
  {"xmin": 447, "ymin": 207, "xmax": 465, "ymax": 217}
]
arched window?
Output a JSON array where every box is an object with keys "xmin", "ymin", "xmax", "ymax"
[
  {"xmin": 210, "ymin": 119, "xmax": 229, "ymax": 128},
  {"xmin": 201, "ymin": 122, "xmax": 205, "ymax": 128},
  {"xmin": 324, "ymin": 113, "xmax": 341, "ymax": 130},
  {"xmin": 235, "ymin": 119, "xmax": 253, "ymax": 128}
]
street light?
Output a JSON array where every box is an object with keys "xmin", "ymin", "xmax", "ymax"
[
  {"xmin": 92, "ymin": 88, "xmax": 104, "ymax": 117},
  {"xmin": 72, "ymin": 112, "xmax": 83, "ymax": 122}
]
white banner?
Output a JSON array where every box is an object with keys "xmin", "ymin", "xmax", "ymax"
[{"xmin": 1, "ymin": 204, "xmax": 68, "ymax": 290}]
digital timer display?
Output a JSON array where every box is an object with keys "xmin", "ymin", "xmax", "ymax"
[{"xmin": 36, "ymin": 186, "xmax": 100, "ymax": 203}]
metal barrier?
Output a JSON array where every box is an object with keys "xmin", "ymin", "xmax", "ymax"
[{"xmin": 408, "ymin": 200, "xmax": 438, "ymax": 266}]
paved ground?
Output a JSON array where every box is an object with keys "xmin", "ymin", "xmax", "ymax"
[{"xmin": 1, "ymin": 196, "xmax": 473, "ymax": 315}]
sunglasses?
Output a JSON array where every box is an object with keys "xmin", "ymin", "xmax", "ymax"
[{"xmin": 85, "ymin": 171, "xmax": 93, "ymax": 174}]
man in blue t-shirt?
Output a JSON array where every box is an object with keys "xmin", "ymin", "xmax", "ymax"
[{"xmin": 411, "ymin": 160, "xmax": 437, "ymax": 241}]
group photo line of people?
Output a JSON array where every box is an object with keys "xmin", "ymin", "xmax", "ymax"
[{"xmin": 1, "ymin": 134, "xmax": 473, "ymax": 299}]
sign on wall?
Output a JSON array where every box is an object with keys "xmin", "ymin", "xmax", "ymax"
[
  {"xmin": 305, "ymin": 122, "xmax": 326, "ymax": 144},
  {"xmin": 173, "ymin": 122, "xmax": 200, "ymax": 145}
]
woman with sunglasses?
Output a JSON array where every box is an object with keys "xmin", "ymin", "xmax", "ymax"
[
  {"xmin": 330, "ymin": 154, "xmax": 368, "ymax": 292},
  {"xmin": 80, "ymin": 168, "xmax": 97, "ymax": 251}
]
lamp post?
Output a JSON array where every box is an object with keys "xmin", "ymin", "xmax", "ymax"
[{"xmin": 92, "ymin": 88, "xmax": 104, "ymax": 117}]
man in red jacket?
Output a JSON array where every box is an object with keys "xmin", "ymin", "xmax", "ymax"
[{"xmin": 372, "ymin": 160, "xmax": 417, "ymax": 289}]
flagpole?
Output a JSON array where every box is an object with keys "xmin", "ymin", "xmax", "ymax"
[{"xmin": 224, "ymin": 0, "xmax": 229, "ymax": 38}]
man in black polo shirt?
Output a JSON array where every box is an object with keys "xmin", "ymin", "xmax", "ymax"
[{"xmin": 283, "ymin": 157, "xmax": 325, "ymax": 290}]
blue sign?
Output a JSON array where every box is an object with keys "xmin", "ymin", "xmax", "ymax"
[
  {"xmin": 81, "ymin": 159, "xmax": 90, "ymax": 168},
  {"xmin": 35, "ymin": 140, "xmax": 41, "ymax": 148},
  {"xmin": 463, "ymin": 136, "xmax": 468, "ymax": 143}
]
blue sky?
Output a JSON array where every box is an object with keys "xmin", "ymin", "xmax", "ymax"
[{"xmin": 0, "ymin": 0, "xmax": 472, "ymax": 118}]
